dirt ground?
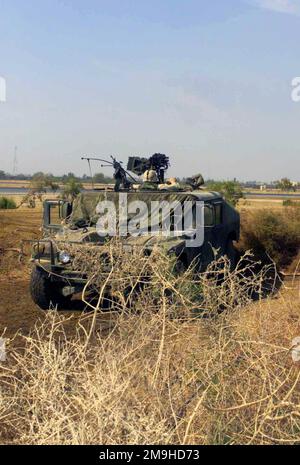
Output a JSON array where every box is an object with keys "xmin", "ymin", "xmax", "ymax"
[
  {"xmin": 0, "ymin": 208, "xmax": 50, "ymax": 338},
  {"xmin": 0, "ymin": 207, "xmax": 95, "ymax": 339}
]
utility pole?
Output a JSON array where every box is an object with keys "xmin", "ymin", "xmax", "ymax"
[{"xmin": 13, "ymin": 146, "xmax": 18, "ymax": 175}]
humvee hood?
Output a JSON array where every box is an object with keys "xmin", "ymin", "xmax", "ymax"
[{"xmin": 53, "ymin": 225, "xmax": 187, "ymax": 255}]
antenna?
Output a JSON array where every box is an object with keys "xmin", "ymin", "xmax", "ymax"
[
  {"xmin": 87, "ymin": 158, "xmax": 94, "ymax": 189},
  {"xmin": 13, "ymin": 146, "xmax": 18, "ymax": 175}
]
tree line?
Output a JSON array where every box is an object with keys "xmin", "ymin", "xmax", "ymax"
[
  {"xmin": 1, "ymin": 170, "xmax": 298, "ymax": 191},
  {"xmin": 0, "ymin": 170, "xmax": 114, "ymax": 184}
]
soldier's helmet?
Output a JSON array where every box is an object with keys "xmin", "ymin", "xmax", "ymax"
[{"xmin": 143, "ymin": 169, "xmax": 159, "ymax": 183}]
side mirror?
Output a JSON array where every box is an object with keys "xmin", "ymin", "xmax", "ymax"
[
  {"xmin": 43, "ymin": 200, "xmax": 73, "ymax": 231},
  {"xmin": 59, "ymin": 201, "xmax": 72, "ymax": 220}
]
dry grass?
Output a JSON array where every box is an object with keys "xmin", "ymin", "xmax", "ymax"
[
  {"xmin": 239, "ymin": 207, "xmax": 300, "ymax": 269},
  {"xmin": 239, "ymin": 199, "xmax": 286, "ymax": 211},
  {"xmin": 1, "ymin": 247, "xmax": 300, "ymax": 445}
]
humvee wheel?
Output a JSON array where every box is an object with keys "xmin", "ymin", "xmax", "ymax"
[{"xmin": 30, "ymin": 266, "xmax": 71, "ymax": 310}]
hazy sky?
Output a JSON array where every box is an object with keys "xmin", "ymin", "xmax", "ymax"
[{"xmin": 0, "ymin": 0, "xmax": 300, "ymax": 181}]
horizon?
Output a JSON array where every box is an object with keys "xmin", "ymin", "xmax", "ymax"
[{"xmin": 0, "ymin": 167, "xmax": 298, "ymax": 185}]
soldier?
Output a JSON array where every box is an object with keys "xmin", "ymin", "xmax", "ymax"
[
  {"xmin": 159, "ymin": 177, "xmax": 181, "ymax": 191},
  {"xmin": 139, "ymin": 169, "xmax": 159, "ymax": 190}
]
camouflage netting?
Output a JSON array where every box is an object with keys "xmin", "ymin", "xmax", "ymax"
[{"xmin": 70, "ymin": 191, "xmax": 203, "ymax": 227}]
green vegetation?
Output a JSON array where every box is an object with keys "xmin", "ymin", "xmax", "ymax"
[
  {"xmin": 0, "ymin": 196, "xmax": 17, "ymax": 209},
  {"xmin": 30, "ymin": 173, "xmax": 59, "ymax": 192},
  {"xmin": 205, "ymin": 180, "xmax": 244, "ymax": 206},
  {"xmin": 93, "ymin": 172, "xmax": 114, "ymax": 184},
  {"xmin": 282, "ymin": 199, "xmax": 300, "ymax": 207},
  {"xmin": 62, "ymin": 177, "xmax": 83, "ymax": 200},
  {"xmin": 276, "ymin": 177, "xmax": 296, "ymax": 191}
]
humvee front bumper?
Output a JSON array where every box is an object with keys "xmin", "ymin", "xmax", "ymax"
[{"xmin": 21, "ymin": 239, "xmax": 88, "ymax": 285}]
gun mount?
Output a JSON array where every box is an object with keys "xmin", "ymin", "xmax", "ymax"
[
  {"xmin": 127, "ymin": 153, "xmax": 170, "ymax": 184},
  {"xmin": 81, "ymin": 156, "xmax": 137, "ymax": 192},
  {"xmin": 82, "ymin": 153, "xmax": 170, "ymax": 191}
]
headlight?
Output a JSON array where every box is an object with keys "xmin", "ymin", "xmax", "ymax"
[{"xmin": 59, "ymin": 251, "xmax": 71, "ymax": 264}]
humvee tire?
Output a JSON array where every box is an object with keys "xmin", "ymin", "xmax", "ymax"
[{"xmin": 30, "ymin": 266, "xmax": 71, "ymax": 310}]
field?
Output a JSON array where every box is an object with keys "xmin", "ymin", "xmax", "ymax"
[
  {"xmin": 0, "ymin": 208, "xmax": 41, "ymax": 336},
  {"xmin": 0, "ymin": 198, "xmax": 300, "ymax": 444},
  {"xmin": 0, "ymin": 180, "xmax": 31, "ymax": 189},
  {"xmin": 0, "ymin": 206, "xmax": 108, "ymax": 339}
]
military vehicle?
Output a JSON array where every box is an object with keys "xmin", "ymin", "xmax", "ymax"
[{"xmin": 27, "ymin": 154, "xmax": 240, "ymax": 310}]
